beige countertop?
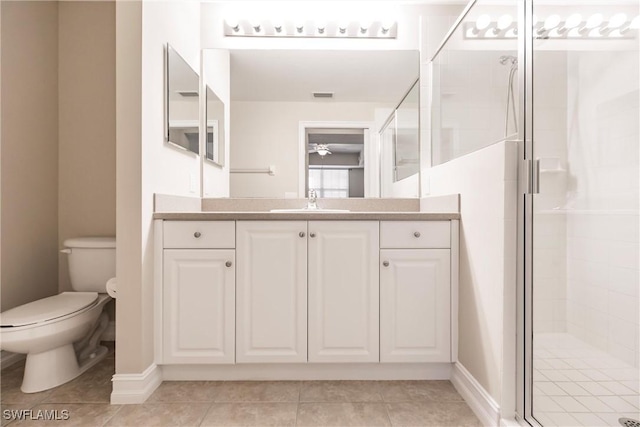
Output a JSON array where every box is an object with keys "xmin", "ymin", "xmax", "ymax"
[{"xmin": 153, "ymin": 211, "xmax": 460, "ymax": 221}]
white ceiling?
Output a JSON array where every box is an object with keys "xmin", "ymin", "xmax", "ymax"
[{"xmin": 230, "ymin": 49, "xmax": 419, "ymax": 102}]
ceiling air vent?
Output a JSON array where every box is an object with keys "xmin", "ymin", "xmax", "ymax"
[
  {"xmin": 177, "ymin": 91, "xmax": 199, "ymax": 97},
  {"xmin": 313, "ymin": 92, "xmax": 334, "ymax": 99}
]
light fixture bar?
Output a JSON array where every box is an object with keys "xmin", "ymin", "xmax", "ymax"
[
  {"xmin": 223, "ymin": 19, "xmax": 396, "ymax": 38},
  {"xmin": 463, "ymin": 13, "xmax": 639, "ymax": 39}
]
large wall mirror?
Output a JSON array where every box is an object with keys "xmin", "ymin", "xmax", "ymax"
[
  {"xmin": 206, "ymin": 85, "xmax": 225, "ymax": 165},
  {"xmin": 226, "ymin": 49, "xmax": 419, "ymax": 198},
  {"xmin": 166, "ymin": 44, "xmax": 200, "ymax": 155}
]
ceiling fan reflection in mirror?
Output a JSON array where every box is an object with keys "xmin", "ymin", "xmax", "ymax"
[{"xmin": 310, "ymin": 144, "xmax": 332, "ymax": 157}]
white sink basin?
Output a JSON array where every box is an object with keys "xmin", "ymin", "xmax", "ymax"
[{"xmin": 269, "ymin": 208, "xmax": 350, "ymax": 213}]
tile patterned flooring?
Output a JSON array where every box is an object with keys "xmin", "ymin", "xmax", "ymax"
[
  {"xmin": 1, "ymin": 350, "xmax": 480, "ymax": 426},
  {"xmin": 532, "ymin": 333, "xmax": 640, "ymax": 427}
]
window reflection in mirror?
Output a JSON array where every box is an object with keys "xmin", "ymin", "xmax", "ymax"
[
  {"xmin": 206, "ymin": 85, "xmax": 225, "ymax": 166},
  {"xmin": 166, "ymin": 44, "xmax": 199, "ymax": 155}
]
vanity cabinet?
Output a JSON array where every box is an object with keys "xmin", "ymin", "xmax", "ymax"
[
  {"xmin": 308, "ymin": 221, "xmax": 380, "ymax": 362},
  {"xmin": 162, "ymin": 221, "xmax": 236, "ymax": 364},
  {"xmin": 379, "ymin": 221, "xmax": 451, "ymax": 363},
  {"xmin": 156, "ymin": 217, "xmax": 458, "ymax": 370},
  {"xmin": 235, "ymin": 221, "xmax": 307, "ymax": 363}
]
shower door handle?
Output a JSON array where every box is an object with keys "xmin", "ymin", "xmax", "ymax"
[
  {"xmin": 524, "ymin": 158, "xmax": 541, "ymax": 195},
  {"xmin": 531, "ymin": 158, "xmax": 540, "ymax": 194}
]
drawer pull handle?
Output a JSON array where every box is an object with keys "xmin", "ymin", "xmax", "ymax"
[
  {"xmin": 414, "ymin": 231, "xmax": 421, "ymax": 238},
  {"xmin": 194, "ymin": 232, "xmax": 202, "ymax": 238},
  {"xmin": 310, "ymin": 232, "xmax": 316, "ymax": 238},
  {"xmin": 383, "ymin": 261, "xmax": 389, "ymax": 267},
  {"xmin": 225, "ymin": 261, "xmax": 232, "ymax": 267},
  {"xmin": 299, "ymin": 232, "xmax": 305, "ymax": 238}
]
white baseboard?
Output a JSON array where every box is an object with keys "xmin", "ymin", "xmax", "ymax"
[
  {"xmin": 163, "ymin": 363, "xmax": 452, "ymax": 381},
  {"xmin": 0, "ymin": 351, "xmax": 25, "ymax": 371},
  {"xmin": 451, "ymin": 362, "xmax": 501, "ymax": 427},
  {"xmin": 111, "ymin": 363, "xmax": 162, "ymax": 404}
]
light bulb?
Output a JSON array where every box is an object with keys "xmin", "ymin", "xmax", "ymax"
[
  {"xmin": 543, "ymin": 15, "xmax": 561, "ymax": 31},
  {"xmin": 475, "ymin": 14, "xmax": 491, "ymax": 31},
  {"xmin": 608, "ymin": 13, "xmax": 628, "ymax": 29},
  {"xmin": 338, "ymin": 20, "xmax": 349, "ymax": 34},
  {"xmin": 621, "ymin": 15, "xmax": 640, "ymax": 33},
  {"xmin": 251, "ymin": 19, "xmax": 262, "ymax": 33},
  {"xmin": 563, "ymin": 13, "xmax": 582, "ymax": 30},
  {"xmin": 360, "ymin": 20, "xmax": 372, "ymax": 34},
  {"xmin": 585, "ymin": 13, "xmax": 603, "ymax": 29},
  {"xmin": 225, "ymin": 18, "xmax": 240, "ymax": 32},
  {"xmin": 295, "ymin": 20, "xmax": 305, "ymax": 34},
  {"xmin": 272, "ymin": 19, "xmax": 284, "ymax": 33},
  {"xmin": 316, "ymin": 20, "xmax": 326, "ymax": 34},
  {"xmin": 381, "ymin": 20, "xmax": 395, "ymax": 34},
  {"xmin": 588, "ymin": 27, "xmax": 602, "ymax": 37},
  {"xmin": 496, "ymin": 14, "xmax": 513, "ymax": 30}
]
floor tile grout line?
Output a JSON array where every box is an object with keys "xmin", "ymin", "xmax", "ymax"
[
  {"xmin": 100, "ymin": 402, "xmax": 125, "ymax": 427},
  {"xmin": 196, "ymin": 401, "xmax": 215, "ymax": 427},
  {"xmin": 383, "ymin": 401, "xmax": 394, "ymax": 427}
]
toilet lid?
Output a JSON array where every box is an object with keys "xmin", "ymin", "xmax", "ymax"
[{"xmin": 0, "ymin": 292, "xmax": 98, "ymax": 327}]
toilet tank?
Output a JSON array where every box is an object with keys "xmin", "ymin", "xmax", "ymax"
[{"xmin": 63, "ymin": 237, "xmax": 116, "ymax": 292}]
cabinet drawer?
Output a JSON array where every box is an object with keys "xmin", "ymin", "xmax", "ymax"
[
  {"xmin": 380, "ymin": 221, "xmax": 450, "ymax": 249},
  {"xmin": 164, "ymin": 221, "xmax": 235, "ymax": 248}
]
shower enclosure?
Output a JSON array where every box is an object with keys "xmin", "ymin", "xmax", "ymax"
[
  {"xmin": 431, "ymin": 0, "xmax": 639, "ymax": 425},
  {"xmin": 527, "ymin": 1, "xmax": 639, "ymax": 425}
]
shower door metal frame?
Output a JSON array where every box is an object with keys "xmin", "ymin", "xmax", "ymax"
[{"xmin": 518, "ymin": 0, "xmax": 540, "ymax": 425}]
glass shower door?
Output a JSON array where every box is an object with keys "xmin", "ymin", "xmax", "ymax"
[{"xmin": 529, "ymin": 1, "xmax": 640, "ymax": 426}]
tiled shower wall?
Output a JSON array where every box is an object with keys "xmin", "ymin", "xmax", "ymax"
[
  {"xmin": 565, "ymin": 51, "xmax": 640, "ymax": 368},
  {"xmin": 533, "ymin": 51, "xmax": 569, "ymax": 334}
]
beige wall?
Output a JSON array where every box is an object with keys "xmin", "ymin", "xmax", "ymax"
[
  {"xmin": 230, "ymin": 101, "xmax": 389, "ymax": 198},
  {"xmin": 115, "ymin": 0, "xmax": 201, "ymax": 375},
  {"xmin": 58, "ymin": 1, "xmax": 116, "ymax": 292},
  {"xmin": 429, "ymin": 141, "xmax": 518, "ymax": 415},
  {"xmin": 1, "ymin": 1, "xmax": 60, "ymax": 312}
]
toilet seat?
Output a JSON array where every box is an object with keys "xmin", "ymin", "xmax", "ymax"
[{"xmin": 0, "ymin": 292, "xmax": 98, "ymax": 328}]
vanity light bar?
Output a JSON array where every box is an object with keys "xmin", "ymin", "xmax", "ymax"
[
  {"xmin": 224, "ymin": 19, "xmax": 397, "ymax": 38},
  {"xmin": 464, "ymin": 13, "xmax": 639, "ymax": 39}
]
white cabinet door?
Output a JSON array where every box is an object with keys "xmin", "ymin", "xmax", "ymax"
[
  {"xmin": 380, "ymin": 249, "xmax": 451, "ymax": 363},
  {"xmin": 163, "ymin": 249, "xmax": 235, "ymax": 364},
  {"xmin": 236, "ymin": 221, "xmax": 307, "ymax": 363},
  {"xmin": 308, "ymin": 221, "xmax": 380, "ymax": 362}
]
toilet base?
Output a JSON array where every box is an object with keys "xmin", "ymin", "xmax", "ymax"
[{"xmin": 21, "ymin": 344, "xmax": 108, "ymax": 393}]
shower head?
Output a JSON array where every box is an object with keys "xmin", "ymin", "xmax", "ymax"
[{"xmin": 499, "ymin": 55, "xmax": 518, "ymax": 66}]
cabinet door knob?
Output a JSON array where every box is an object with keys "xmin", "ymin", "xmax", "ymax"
[
  {"xmin": 383, "ymin": 261, "xmax": 389, "ymax": 267},
  {"xmin": 413, "ymin": 231, "xmax": 421, "ymax": 238},
  {"xmin": 225, "ymin": 261, "xmax": 232, "ymax": 267},
  {"xmin": 194, "ymin": 231, "xmax": 202, "ymax": 238},
  {"xmin": 299, "ymin": 232, "xmax": 305, "ymax": 238},
  {"xmin": 310, "ymin": 232, "xmax": 316, "ymax": 238}
]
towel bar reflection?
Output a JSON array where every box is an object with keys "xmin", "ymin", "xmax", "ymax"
[{"xmin": 230, "ymin": 165, "xmax": 276, "ymax": 176}]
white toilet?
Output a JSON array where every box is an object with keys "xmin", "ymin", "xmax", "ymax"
[{"xmin": 0, "ymin": 237, "xmax": 115, "ymax": 393}]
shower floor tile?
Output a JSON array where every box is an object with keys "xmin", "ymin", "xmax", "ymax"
[{"xmin": 532, "ymin": 333, "xmax": 640, "ymax": 427}]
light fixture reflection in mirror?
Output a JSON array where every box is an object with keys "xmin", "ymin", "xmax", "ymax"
[{"xmin": 166, "ymin": 44, "xmax": 200, "ymax": 155}]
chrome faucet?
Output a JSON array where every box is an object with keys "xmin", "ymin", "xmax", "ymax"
[{"xmin": 307, "ymin": 189, "xmax": 318, "ymax": 209}]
